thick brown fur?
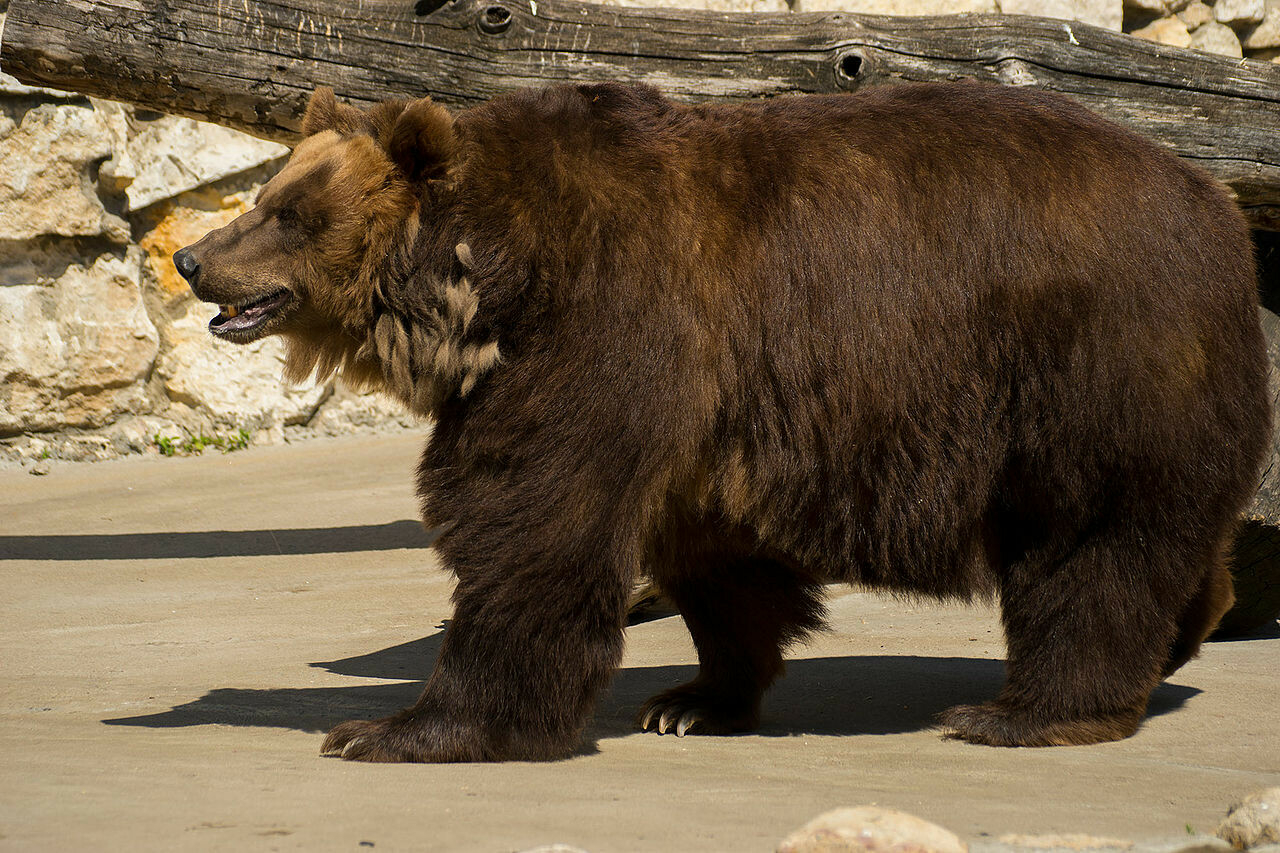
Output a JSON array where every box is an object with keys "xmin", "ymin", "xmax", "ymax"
[{"xmin": 175, "ymin": 81, "xmax": 1271, "ymax": 761}]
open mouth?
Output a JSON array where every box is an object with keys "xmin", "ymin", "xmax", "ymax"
[{"xmin": 208, "ymin": 289, "xmax": 293, "ymax": 341}]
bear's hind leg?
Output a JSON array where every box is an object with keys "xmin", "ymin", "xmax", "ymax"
[
  {"xmin": 941, "ymin": 524, "xmax": 1196, "ymax": 747},
  {"xmin": 1163, "ymin": 557, "xmax": 1234, "ymax": 677},
  {"xmin": 638, "ymin": 556, "xmax": 825, "ymax": 736}
]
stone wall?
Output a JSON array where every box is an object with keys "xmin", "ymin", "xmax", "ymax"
[
  {"xmin": 1, "ymin": 0, "xmax": 1276, "ymax": 466},
  {"xmin": 0, "ymin": 4, "xmax": 417, "ymax": 466}
]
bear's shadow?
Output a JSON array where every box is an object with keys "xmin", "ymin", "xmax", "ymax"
[{"xmin": 101, "ymin": 624, "xmax": 1200, "ymax": 741}]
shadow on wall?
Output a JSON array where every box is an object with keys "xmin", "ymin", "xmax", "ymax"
[
  {"xmin": 0, "ymin": 520, "xmax": 439, "ymax": 560},
  {"xmin": 101, "ymin": 628, "xmax": 1201, "ymax": 744}
]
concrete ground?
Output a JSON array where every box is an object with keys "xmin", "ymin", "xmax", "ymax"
[{"xmin": 1, "ymin": 433, "xmax": 1277, "ymax": 852}]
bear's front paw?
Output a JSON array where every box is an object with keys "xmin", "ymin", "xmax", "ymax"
[
  {"xmin": 637, "ymin": 685, "xmax": 759, "ymax": 737},
  {"xmin": 938, "ymin": 701, "xmax": 1143, "ymax": 747},
  {"xmin": 321, "ymin": 713, "xmax": 493, "ymax": 763}
]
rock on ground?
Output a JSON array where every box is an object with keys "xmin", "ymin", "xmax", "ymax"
[
  {"xmin": 1219, "ymin": 789, "xmax": 1280, "ymax": 850},
  {"xmin": 778, "ymin": 806, "xmax": 968, "ymax": 853}
]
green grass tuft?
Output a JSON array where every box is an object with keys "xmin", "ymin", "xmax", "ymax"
[{"xmin": 153, "ymin": 428, "xmax": 252, "ymax": 457}]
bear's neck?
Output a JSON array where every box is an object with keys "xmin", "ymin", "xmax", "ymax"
[{"xmin": 342, "ymin": 232, "xmax": 501, "ymax": 418}]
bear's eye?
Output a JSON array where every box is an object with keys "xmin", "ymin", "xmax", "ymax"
[
  {"xmin": 276, "ymin": 206, "xmax": 304, "ymax": 229},
  {"xmin": 276, "ymin": 205, "xmax": 327, "ymax": 236}
]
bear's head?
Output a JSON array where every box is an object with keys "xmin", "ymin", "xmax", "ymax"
[{"xmin": 173, "ymin": 88, "xmax": 460, "ymax": 387}]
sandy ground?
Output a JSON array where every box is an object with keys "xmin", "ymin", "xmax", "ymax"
[{"xmin": 1, "ymin": 432, "xmax": 1277, "ymax": 852}]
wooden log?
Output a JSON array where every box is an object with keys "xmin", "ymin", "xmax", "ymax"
[{"xmin": 3, "ymin": 0, "xmax": 1280, "ymax": 228}]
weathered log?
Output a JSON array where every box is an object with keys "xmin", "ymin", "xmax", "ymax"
[{"xmin": 3, "ymin": 0, "xmax": 1280, "ymax": 228}]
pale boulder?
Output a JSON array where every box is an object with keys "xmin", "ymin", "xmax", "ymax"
[
  {"xmin": 1215, "ymin": 0, "xmax": 1266, "ymax": 27},
  {"xmin": 1178, "ymin": 1, "xmax": 1215, "ymax": 28},
  {"xmin": 137, "ymin": 185, "xmax": 261, "ymax": 306},
  {"xmin": 1190, "ymin": 19, "xmax": 1245, "ymax": 53},
  {"xmin": 156, "ymin": 299, "xmax": 330, "ymax": 432},
  {"xmin": 778, "ymin": 806, "xmax": 967, "ymax": 853},
  {"xmin": 305, "ymin": 384, "xmax": 420, "ymax": 437},
  {"xmin": 0, "ymin": 246, "xmax": 159, "ymax": 433},
  {"xmin": 997, "ymin": 0, "xmax": 1123, "ymax": 31},
  {"xmin": 600, "ymin": 0, "xmax": 790, "ymax": 10},
  {"xmin": 91, "ymin": 101, "xmax": 288, "ymax": 212},
  {"xmin": 1242, "ymin": 0, "xmax": 1280, "ymax": 48},
  {"xmin": 794, "ymin": 0, "xmax": 995, "ymax": 12},
  {"xmin": 1123, "ymin": 0, "xmax": 1170, "ymax": 15},
  {"xmin": 1132, "ymin": 15, "xmax": 1194, "ymax": 44},
  {"xmin": 0, "ymin": 103, "xmax": 129, "ymax": 242},
  {"xmin": 1218, "ymin": 788, "xmax": 1280, "ymax": 850}
]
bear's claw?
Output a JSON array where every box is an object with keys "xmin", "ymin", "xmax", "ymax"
[
  {"xmin": 639, "ymin": 705, "xmax": 704, "ymax": 737},
  {"xmin": 637, "ymin": 685, "xmax": 757, "ymax": 737}
]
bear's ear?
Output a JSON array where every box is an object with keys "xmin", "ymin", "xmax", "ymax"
[
  {"xmin": 302, "ymin": 87, "xmax": 370, "ymax": 137},
  {"xmin": 386, "ymin": 98, "xmax": 458, "ymax": 182}
]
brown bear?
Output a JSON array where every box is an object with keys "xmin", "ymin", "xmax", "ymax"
[{"xmin": 173, "ymin": 81, "xmax": 1270, "ymax": 762}]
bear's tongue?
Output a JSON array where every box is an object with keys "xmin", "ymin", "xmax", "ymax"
[{"xmin": 210, "ymin": 290, "xmax": 289, "ymax": 333}]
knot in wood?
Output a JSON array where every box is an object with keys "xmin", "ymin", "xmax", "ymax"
[{"xmin": 478, "ymin": 5, "xmax": 512, "ymax": 34}]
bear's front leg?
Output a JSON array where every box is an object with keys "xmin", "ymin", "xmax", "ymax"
[{"xmin": 322, "ymin": 447, "xmax": 643, "ymax": 762}]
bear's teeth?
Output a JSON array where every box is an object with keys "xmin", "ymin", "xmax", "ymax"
[{"xmin": 222, "ymin": 305, "xmax": 238, "ymax": 318}]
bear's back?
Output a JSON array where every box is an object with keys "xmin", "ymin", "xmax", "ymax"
[{"xmin": 446, "ymin": 82, "xmax": 1264, "ymax": 594}]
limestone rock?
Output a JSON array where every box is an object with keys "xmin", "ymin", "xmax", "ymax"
[
  {"xmin": 56, "ymin": 434, "xmax": 117, "ymax": 463},
  {"xmin": 90, "ymin": 101, "xmax": 288, "ymax": 212},
  {"xmin": 1215, "ymin": 0, "xmax": 1266, "ymax": 26},
  {"xmin": 1132, "ymin": 15, "xmax": 1194, "ymax": 42},
  {"xmin": 1123, "ymin": 0, "xmax": 1169, "ymax": 16},
  {"xmin": 0, "ymin": 245, "xmax": 159, "ymax": 433},
  {"xmin": 156, "ymin": 298, "xmax": 330, "ymax": 432},
  {"xmin": 794, "ymin": 0, "xmax": 995, "ymax": 13},
  {"xmin": 599, "ymin": 0, "xmax": 788, "ymax": 10},
  {"xmin": 1179, "ymin": 1, "xmax": 1215, "ymax": 27},
  {"xmin": 304, "ymin": 384, "xmax": 420, "ymax": 437},
  {"xmin": 1243, "ymin": 0, "xmax": 1280, "ymax": 47},
  {"xmin": 0, "ymin": 102, "xmax": 129, "ymax": 242},
  {"xmin": 777, "ymin": 806, "xmax": 967, "ymax": 853},
  {"xmin": 997, "ymin": 0, "xmax": 1123, "ymax": 31},
  {"xmin": 1219, "ymin": 788, "xmax": 1280, "ymax": 850},
  {"xmin": 137, "ymin": 185, "xmax": 262, "ymax": 306},
  {"xmin": 1191, "ymin": 19, "xmax": 1245, "ymax": 52}
]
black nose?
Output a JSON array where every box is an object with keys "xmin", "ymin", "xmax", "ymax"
[{"xmin": 173, "ymin": 248, "xmax": 200, "ymax": 283}]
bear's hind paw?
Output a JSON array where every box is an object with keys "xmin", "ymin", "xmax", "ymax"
[
  {"xmin": 938, "ymin": 701, "xmax": 1143, "ymax": 747},
  {"xmin": 321, "ymin": 714, "xmax": 493, "ymax": 763}
]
